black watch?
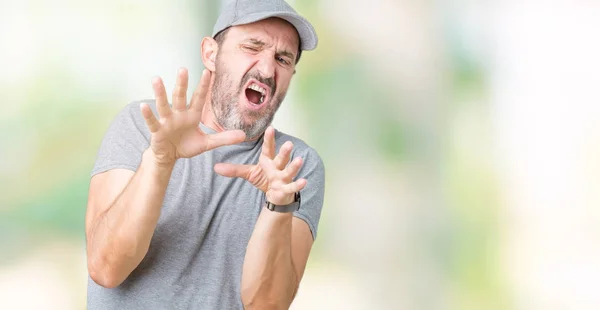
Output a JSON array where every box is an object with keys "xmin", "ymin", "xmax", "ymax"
[{"xmin": 265, "ymin": 192, "xmax": 301, "ymax": 213}]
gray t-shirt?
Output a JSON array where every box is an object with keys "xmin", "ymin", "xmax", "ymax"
[{"xmin": 87, "ymin": 101, "xmax": 325, "ymax": 310}]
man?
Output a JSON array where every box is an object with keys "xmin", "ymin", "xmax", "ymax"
[{"xmin": 84, "ymin": 0, "xmax": 325, "ymax": 309}]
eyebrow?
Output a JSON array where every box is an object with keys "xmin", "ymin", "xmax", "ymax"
[
  {"xmin": 244, "ymin": 38, "xmax": 296, "ymax": 62},
  {"xmin": 246, "ymin": 38, "xmax": 266, "ymax": 47}
]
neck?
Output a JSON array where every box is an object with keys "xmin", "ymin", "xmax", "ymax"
[
  {"xmin": 200, "ymin": 78, "xmax": 226, "ymax": 133},
  {"xmin": 200, "ymin": 99, "xmax": 225, "ymax": 133}
]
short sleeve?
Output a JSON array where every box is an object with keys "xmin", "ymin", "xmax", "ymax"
[
  {"xmin": 91, "ymin": 101, "xmax": 152, "ymax": 177},
  {"xmin": 292, "ymin": 147, "xmax": 326, "ymax": 241}
]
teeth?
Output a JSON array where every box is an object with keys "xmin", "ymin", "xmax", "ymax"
[
  {"xmin": 260, "ymin": 95, "xmax": 264, "ymax": 103},
  {"xmin": 249, "ymin": 84, "xmax": 266, "ymax": 95}
]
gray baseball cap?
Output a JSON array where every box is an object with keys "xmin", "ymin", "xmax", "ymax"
[{"xmin": 212, "ymin": 0, "xmax": 318, "ymax": 51}]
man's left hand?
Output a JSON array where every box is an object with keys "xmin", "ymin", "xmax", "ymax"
[{"xmin": 214, "ymin": 126, "xmax": 307, "ymax": 205}]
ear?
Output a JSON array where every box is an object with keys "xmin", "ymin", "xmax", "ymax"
[{"xmin": 201, "ymin": 37, "xmax": 218, "ymax": 72}]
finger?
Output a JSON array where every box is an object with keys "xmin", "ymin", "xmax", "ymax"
[
  {"xmin": 283, "ymin": 157, "xmax": 304, "ymax": 180},
  {"xmin": 172, "ymin": 68, "xmax": 188, "ymax": 112},
  {"xmin": 152, "ymin": 77, "xmax": 172, "ymax": 118},
  {"xmin": 258, "ymin": 154, "xmax": 279, "ymax": 178},
  {"xmin": 203, "ymin": 130, "xmax": 246, "ymax": 151},
  {"xmin": 281, "ymin": 178, "xmax": 307, "ymax": 193},
  {"xmin": 190, "ymin": 69, "xmax": 211, "ymax": 112},
  {"xmin": 273, "ymin": 141, "xmax": 293, "ymax": 170},
  {"xmin": 214, "ymin": 163, "xmax": 253, "ymax": 179},
  {"xmin": 261, "ymin": 126, "xmax": 276, "ymax": 159},
  {"xmin": 140, "ymin": 102, "xmax": 160, "ymax": 133}
]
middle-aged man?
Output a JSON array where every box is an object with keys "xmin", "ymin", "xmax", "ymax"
[{"xmin": 84, "ymin": 0, "xmax": 325, "ymax": 309}]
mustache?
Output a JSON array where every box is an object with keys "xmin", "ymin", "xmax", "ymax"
[{"xmin": 239, "ymin": 71, "xmax": 276, "ymax": 97}]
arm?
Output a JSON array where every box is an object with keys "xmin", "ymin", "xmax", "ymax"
[
  {"xmin": 85, "ymin": 68, "xmax": 245, "ymax": 288},
  {"xmin": 215, "ymin": 127, "xmax": 324, "ymax": 309},
  {"xmin": 86, "ymin": 150, "xmax": 174, "ymax": 288},
  {"xmin": 241, "ymin": 209, "xmax": 314, "ymax": 309}
]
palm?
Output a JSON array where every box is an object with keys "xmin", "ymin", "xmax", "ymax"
[
  {"xmin": 245, "ymin": 161, "xmax": 269, "ymax": 192},
  {"xmin": 214, "ymin": 126, "xmax": 307, "ymax": 205},
  {"xmin": 149, "ymin": 111, "xmax": 202, "ymax": 159},
  {"xmin": 141, "ymin": 68, "xmax": 246, "ymax": 165}
]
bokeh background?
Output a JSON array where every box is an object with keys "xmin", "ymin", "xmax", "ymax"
[{"xmin": 1, "ymin": 0, "xmax": 600, "ymax": 309}]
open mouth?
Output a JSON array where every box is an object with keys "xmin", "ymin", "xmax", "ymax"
[{"xmin": 244, "ymin": 82, "xmax": 268, "ymax": 106}]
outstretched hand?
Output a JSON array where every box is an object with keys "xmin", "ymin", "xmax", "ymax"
[
  {"xmin": 214, "ymin": 126, "xmax": 307, "ymax": 205},
  {"xmin": 140, "ymin": 68, "xmax": 246, "ymax": 166}
]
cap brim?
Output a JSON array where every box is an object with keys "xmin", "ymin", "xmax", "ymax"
[{"xmin": 228, "ymin": 11, "xmax": 318, "ymax": 51}]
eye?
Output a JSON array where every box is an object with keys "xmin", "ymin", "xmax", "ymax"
[
  {"xmin": 276, "ymin": 56, "xmax": 290, "ymax": 66},
  {"xmin": 242, "ymin": 45, "xmax": 259, "ymax": 53}
]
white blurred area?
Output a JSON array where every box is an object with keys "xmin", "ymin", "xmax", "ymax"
[
  {"xmin": 0, "ymin": 0, "xmax": 211, "ymax": 102},
  {"xmin": 492, "ymin": 3, "xmax": 600, "ymax": 310},
  {"xmin": 1, "ymin": 0, "xmax": 600, "ymax": 309}
]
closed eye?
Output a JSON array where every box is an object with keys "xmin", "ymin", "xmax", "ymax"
[{"xmin": 242, "ymin": 45, "xmax": 259, "ymax": 53}]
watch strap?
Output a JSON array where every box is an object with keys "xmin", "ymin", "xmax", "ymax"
[{"xmin": 265, "ymin": 192, "xmax": 301, "ymax": 213}]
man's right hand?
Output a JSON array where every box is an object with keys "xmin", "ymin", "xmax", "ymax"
[{"xmin": 140, "ymin": 68, "xmax": 246, "ymax": 166}]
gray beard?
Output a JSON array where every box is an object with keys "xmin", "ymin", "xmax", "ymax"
[{"xmin": 210, "ymin": 69, "xmax": 284, "ymax": 140}]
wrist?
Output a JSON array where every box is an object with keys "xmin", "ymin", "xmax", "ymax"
[
  {"xmin": 260, "ymin": 207, "xmax": 294, "ymax": 223},
  {"xmin": 264, "ymin": 192, "xmax": 300, "ymax": 213},
  {"xmin": 143, "ymin": 148, "xmax": 176, "ymax": 171},
  {"xmin": 265, "ymin": 192, "xmax": 296, "ymax": 206}
]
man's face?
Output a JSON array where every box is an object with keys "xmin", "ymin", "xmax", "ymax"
[{"xmin": 210, "ymin": 18, "xmax": 300, "ymax": 140}]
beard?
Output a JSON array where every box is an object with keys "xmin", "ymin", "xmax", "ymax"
[{"xmin": 210, "ymin": 58, "xmax": 286, "ymax": 140}]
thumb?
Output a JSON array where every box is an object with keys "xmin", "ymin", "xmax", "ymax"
[{"xmin": 214, "ymin": 163, "xmax": 253, "ymax": 179}]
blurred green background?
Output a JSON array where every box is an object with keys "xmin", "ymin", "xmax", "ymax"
[{"xmin": 1, "ymin": 0, "xmax": 600, "ymax": 309}]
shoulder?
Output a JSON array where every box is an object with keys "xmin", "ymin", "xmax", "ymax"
[
  {"xmin": 123, "ymin": 99, "xmax": 157, "ymax": 117},
  {"xmin": 109, "ymin": 99, "xmax": 155, "ymax": 120},
  {"xmin": 109, "ymin": 99, "xmax": 157, "ymax": 129},
  {"xmin": 274, "ymin": 129, "xmax": 325, "ymax": 172},
  {"xmin": 273, "ymin": 129, "xmax": 319, "ymax": 157},
  {"xmin": 103, "ymin": 99, "xmax": 158, "ymax": 141}
]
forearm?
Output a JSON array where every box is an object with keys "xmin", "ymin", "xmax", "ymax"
[
  {"xmin": 87, "ymin": 148, "xmax": 174, "ymax": 287},
  {"xmin": 241, "ymin": 208, "xmax": 298, "ymax": 309}
]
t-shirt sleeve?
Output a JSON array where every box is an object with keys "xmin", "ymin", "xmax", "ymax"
[
  {"xmin": 91, "ymin": 101, "xmax": 151, "ymax": 177},
  {"xmin": 293, "ymin": 147, "xmax": 326, "ymax": 241}
]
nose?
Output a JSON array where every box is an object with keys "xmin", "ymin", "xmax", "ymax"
[{"xmin": 255, "ymin": 52, "xmax": 276, "ymax": 79}]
